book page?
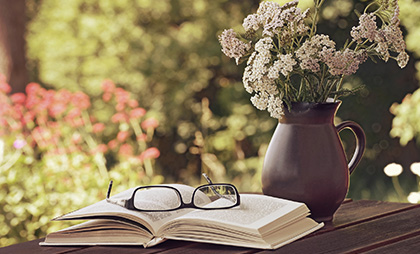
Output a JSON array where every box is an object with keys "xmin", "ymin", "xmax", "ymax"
[
  {"xmin": 55, "ymin": 184, "xmax": 211, "ymax": 234},
  {"xmin": 41, "ymin": 219, "xmax": 153, "ymax": 245},
  {"xmin": 160, "ymin": 194, "xmax": 307, "ymax": 235}
]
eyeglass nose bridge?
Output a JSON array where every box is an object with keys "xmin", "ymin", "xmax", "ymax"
[{"xmin": 178, "ymin": 200, "xmax": 199, "ymax": 209}]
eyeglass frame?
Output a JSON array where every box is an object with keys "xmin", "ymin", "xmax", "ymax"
[{"xmin": 106, "ymin": 174, "xmax": 240, "ymax": 212}]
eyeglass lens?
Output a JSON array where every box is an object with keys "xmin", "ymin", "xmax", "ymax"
[
  {"xmin": 194, "ymin": 185, "xmax": 238, "ymax": 208},
  {"xmin": 133, "ymin": 187, "xmax": 181, "ymax": 211}
]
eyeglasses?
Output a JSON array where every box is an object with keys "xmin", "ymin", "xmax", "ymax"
[{"xmin": 106, "ymin": 173, "xmax": 240, "ymax": 212}]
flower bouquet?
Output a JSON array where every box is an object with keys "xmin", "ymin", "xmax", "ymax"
[{"xmin": 219, "ymin": 0, "xmax": 409, "ymax": 119}]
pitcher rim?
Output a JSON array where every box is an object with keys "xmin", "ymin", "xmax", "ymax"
[{"xmin": 280, "ymin": 99, "xmax": 341, "ymax": 123}]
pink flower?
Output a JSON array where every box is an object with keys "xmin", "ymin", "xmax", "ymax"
[
  {"xmin": 49, "ymin": 103, "xmax": 67, "ymax": 118},
  {"xmin": 55, "ymin": 90, "xmax": 72, "ymax": 105},
  {"xmin": 66, "ymin": 108, "xmax": 81, "ymax": 119},
  {"xmin": 140, "ymin": 147, "xmax": 160, "ymax": 160},
  {"xmin": 25, "ymin": 82, "xmax": 41, "ymax": 95},
  {"xmin": 13, "ymin": 104, "xmax": 24, "ymax": 115},
  {"xmin": 102, "ymin": 92, "xmax": 112, "ymax": 102},
  {"xmin": 72, "ymin": 91, "xmax": 90, "ymax": 110},
  {"xmin": 108, "ymin": 139, "xmax": 118, "ymax": 150},
  {"xmin": 91, "ymin": 144, "xmax": 108, "ymax": 154},
  {"xmin": 13, "ymin": 139, "xmax": 26, "ymax": 149},
  {"xmin": 119, "ymin": 144, "xmax": 133, "ymax": 157},
  {"xmin": 47, "ymin": 121, "xmax": 59, "ymax": 128},
  {"xmin": 111, "ymin": 112, "xmax": 127, "ymax": 123},
  {"xmin": 36, "ymin": 114, "xmax": 48, "ymax": 125},
  {"xmin": 128, "ymin": 99, "xmax": 138, "ymax": 108},
  {"xmin": 117, "ymin": 131, "xmax": 130, "ymax": 142},
  {"xmin": 96, "ymin": 144, "xmax": 108, "ymax": 153},
  {"xmin": 101, "ymin": 79, "xmax": 115, "ymax": 93},
  {"xmin": 92, "ymin": 123, "xmax": 105, "ymax": 133},
  {"xmin": 136, "ymin": 133, "xmax": 147, "ymax": 141},
  {"xmin": 141, "ymin": 117, "xmax": 159, "ymax": 129},
  {"xmin": 39, "ymin": 90, "xmax": 55, "ymax": 110},
  {"xmin": 115, "ymin": 102, "xmax": 125, "ymax": 112},
  {"xmin": 130, "ymin": 108, "xmax": 146, "ymax": 119},
  {"xmin": 0, "ymin": 81, "xmax": 11, "ymax": 94},
  {"xmin": 25, "ymin": 94, "xmax": 40, "ymax": 109},
  {"xmin": 11, "ymin": 93, "xmax": 26, "ymax": 104},
  {"xmin": 69, "ymin": 117, "xmax": 85, "ymax": 127},
  {"xmin": 23, "ymin": 111, "xmax": 35, "ymax": 125},
  {"xmin": 115, "ymin": 87, "xmax": 130, "ymax": 104}
]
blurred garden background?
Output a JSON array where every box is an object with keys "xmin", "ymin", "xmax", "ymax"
[{"xmin": 1, "ymin": 0, "xmax": 420, "ymax": 247}]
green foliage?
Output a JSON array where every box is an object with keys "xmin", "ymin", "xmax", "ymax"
[
  {"xmin": 390, "ymin": 91, "xmax": 420, "ymax": 146},
  {"xmin": 389, "ymin": 0, "xmax": 420, "ymax": 147},
  {"xmin": 26, "ymin": 0, "xmax": 267, "ymax": 184},
  {"xmin": 27, "ymin": 0, "xmax": 248, "ymax": 111},
  {"xmin": 399, "ymin": 0, "xmax": 420, "ymax": 59}
]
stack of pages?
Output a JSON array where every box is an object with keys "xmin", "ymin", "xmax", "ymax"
[{"xmin": 40, "ymin": 184, "xmax": 323, "ymax": 249}]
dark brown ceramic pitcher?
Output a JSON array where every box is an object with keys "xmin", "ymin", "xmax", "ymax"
[{"xmin": 261, "ymin": 101, "xmax": 365, "ymax": 222}]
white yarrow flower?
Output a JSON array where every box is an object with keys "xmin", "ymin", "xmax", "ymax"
[
  {"xmin": 267, "ymin": 95, "xmax": 284, "ymax": 119},
  {"xmin": 407, "ymin": 192, "xmax": 420, "ymax": 204},
  {"xmin": 218, "ymin": 29, "xmax": 251, "ymax": 65},
  {"xmin": 384, "ymin": 163, "xmax": 403, "ymax": 177},
  {"xmin": 410, "ymin": 162, "xmax": 420, "ymax": 177},
  {"xmin": 250, "ymin": 93, "xmax": 268, "ymax": 110},
  {"xmin": 243, "ymin": 14, "xmax": 261, "ymax": 32},
  {"xmin": 397, "ymin": 51, "xmax": 409, "ymax": 69}
]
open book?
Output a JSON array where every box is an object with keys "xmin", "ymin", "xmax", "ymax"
[{"xmin": 40, "ymin": 184, "xmax": 323, "ymax": 249}]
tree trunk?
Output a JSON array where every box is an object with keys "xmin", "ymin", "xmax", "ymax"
[{"xmin": 0, "ymin": 0, "xmax": 28, "ymax": 93}]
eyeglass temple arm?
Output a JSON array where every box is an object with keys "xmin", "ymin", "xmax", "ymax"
[
  {"xmin": 202, "ymin": 173, "xmax": 236, "ymax": 203},
  {"xmin": 202, "ymin": 173, "xmax": 213, "ymax": 185},
  {"xmin": 106, "ymin": 180, "xmax": 128, "ymax": 207},
  {"xmin": 202, "ymin": 173, "xmax": 221, "ymax": 197},
  {"xmin": 106, "ymin": 180, "xmax": 114, "ymax": 199}
]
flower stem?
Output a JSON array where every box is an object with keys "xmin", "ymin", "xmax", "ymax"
[
  {"xmin": 0, "ymin": 150, "xmax": 21, "ymax": 173},
  {"xmin": 144, "ymin": 159, "xmax": 154, "ymax": 177},
  {"xmin": 392, "ymin": 176, "xmax": 405, "ymax": 201},
  {"xmin": 310, "ymin": 0, "xmax": 325, "ymax": 37},
  {"xmin": 298, "ymin": 78, "xmax": 304, "ymax": 100},
  {"xmin": 333, "ymin": 75, "xmax": 345, "ymax": 101},
  {"xmin": 81, "ymin": 111, "xmax": 109, "ymax": 178},
  {"xmin": 130, "ymin": 118, "xmax": 147, "ymax": 151}
]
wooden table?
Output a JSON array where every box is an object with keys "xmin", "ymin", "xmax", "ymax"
[{"xmin": 2, "ymin": 199, "xmax": 420, "ymax": 254}]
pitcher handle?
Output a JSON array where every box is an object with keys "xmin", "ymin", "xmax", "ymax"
[{"xmin": 336, "ymin": 121, "xmax": 366, "ymax": 174}]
